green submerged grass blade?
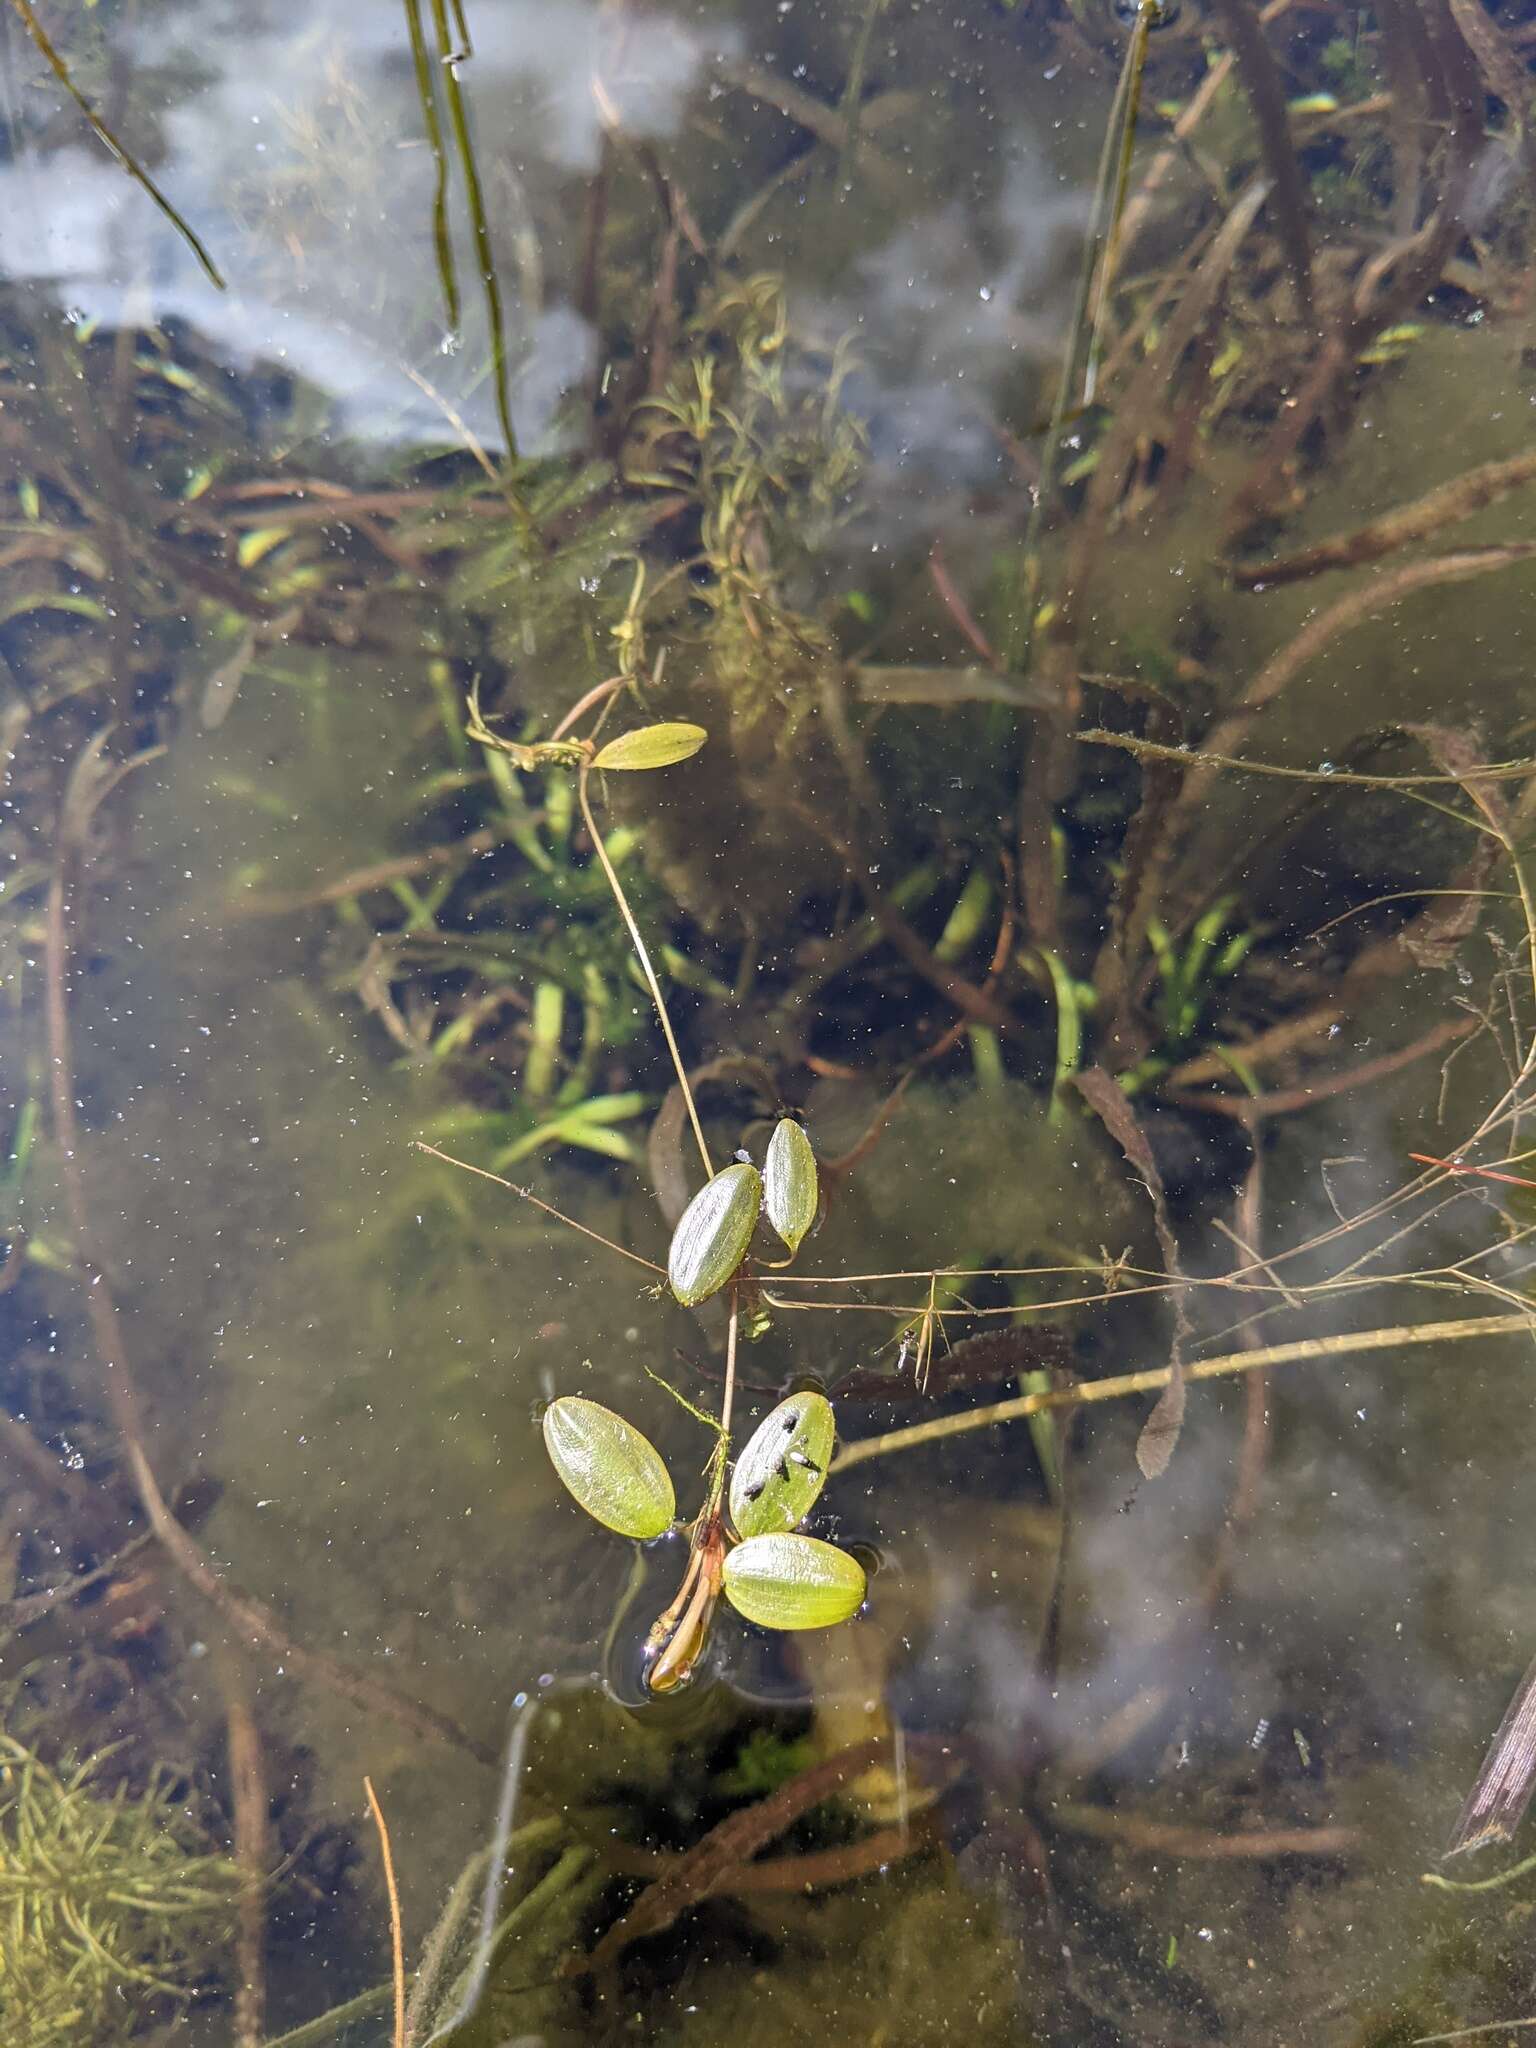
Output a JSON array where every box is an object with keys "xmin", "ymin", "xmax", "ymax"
[
  {"xmin": 402, "ymin": 0, "xmax": 461, "ymax": 329},
  {"xmin": 429, "ymin": 0, "xmax": 519, "ymax": 467},
  {"xmin": 1008, "ymin": 0, "xmax": 1155, "ymax": 667}
]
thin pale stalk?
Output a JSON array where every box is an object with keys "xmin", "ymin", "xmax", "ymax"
[
  {"xmin": 830, "ymin": 1312, "xmax": 1533, "ymax": 1473},
  {"xmin": 549, "ymin": 675, "xmax": 626, "ymax": 742},
  {"xmin": 364, "ymin": 1776, "xmax": 406, "ymax": 2048},
  {"xmin": 578, "ymin": 760, "xmax": 712, "ymax": 1178},
  {"xmin": 721, "ymin": 1288, "xmax": 740, "ymax": 1443},
  {"xmin": 412, "ymin": 1142, "xmax": 664, "ymax": 1273}
]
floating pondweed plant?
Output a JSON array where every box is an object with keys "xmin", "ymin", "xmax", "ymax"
[
  {"xmin": 539, "ymin": 1387, "xmax": 863, "ymax": 1695},
  {"xmin": 453, "ymin": 680, "xmax": 865, "ymax": 1694}
]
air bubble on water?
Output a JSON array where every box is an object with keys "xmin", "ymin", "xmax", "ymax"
[
  {"xmin": 1457, "ymin": 964, "xmax": 1474, "ymax": 985},
  {"xmin": 1318, "ymin": 760, "xmax": 1335, "ymax": 774},
  {"xmin": 439, "ymin": 332, "xmax": 463, "ymax": 356}
]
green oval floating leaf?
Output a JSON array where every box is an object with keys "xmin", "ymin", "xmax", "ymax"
[
  {"xmin": 729, "ymin": 1393, "xmax": 836, "ymax": 1539},
  {"xmin": 722, "ymin": 1533, "xmax": 866, "ymax": 1631},
  {"xmin": 667, "ymin": 1162, "xmax": 762, "ymax": 1307},
  {"xmin": 592, "ymin": 723, "xmax": 708, "ymax": 772},
  {"xmin": 763, "ymin": 1117, "xmax": 818, "ymax": 1255},
  {"xmin": 542, "ymin": 1396, "xmax": 675, "ymax": 1540}
]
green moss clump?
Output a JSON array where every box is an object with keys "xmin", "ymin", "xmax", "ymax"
[{"xmin": 0, "ymin": 1734, "xmax": 239, "ymax": 2047}]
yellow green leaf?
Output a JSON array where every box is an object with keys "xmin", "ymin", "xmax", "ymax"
[
  {"xmin": 667, "ymin": 1162, "xmax": 761, "ymax": 1307},
  {"xmin": 762, "ymin": 1118, "xmax": 818, "ymax": 1255},
  {"xmin": 592, "ymin": 723, "xmax": 708, "ymax": 772},
  {"xmin": 722, "ymin": 1533, "xmax": 866, "ymax": 1631},
  {"xmin": 730, "ymin": 1393, "xmax": 835, "ymax": 1538},
  {"xmin": 542, "ymin": 1395, "xmax": 675, "ymax": 1540}
]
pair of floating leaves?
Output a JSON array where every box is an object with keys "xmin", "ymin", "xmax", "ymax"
[
  {"xmin": 666, "ymin": 1120, "xmax": 819, "ymax": 1307},
  {"xmin": 541, "ymin": 1390, "xmax": 864, "ymax": 1636}
]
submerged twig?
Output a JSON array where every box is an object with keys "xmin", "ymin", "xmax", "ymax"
[
  {"xmin": 600, "ymin": 1814, "xmax": 936, "ymax": 1891},
  {"xmin": 831, "ymin": 1312, "xmax": 1533, "ymax": 1474},
  {"xmin": 1052, "ymin": 1801, "xmax": 1356, "ymax": 1858},
  {"xmin": 1174, "ymin": 1015, "xmax": 1479, "ymax": 1120},
  {"xmin": 578, "ymin": 1734, "xmax": 941, "ymax": 1973},
  {"xmin": 1160, "ymin": 547, "xmax": 1536, "ymax": 881},
  {"xmin": 1208, "ymin": 0, "xmax": 1313, "ymax": 321},
  {"xmin": 1232, "ymin": 448, "xmax": 1536, "ymax": 589},
  {"xmin": 217, "ymin": 1659, "xmax": 269, "ymax": 2048}
]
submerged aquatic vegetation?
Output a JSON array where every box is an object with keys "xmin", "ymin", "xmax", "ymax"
[
  {"xmin": 11, "ymin": 1, "xmax": 1536, "ymax": 2041},
  {"xmin": 460, "ymin": 687, "xmax": 867, "ymax": 1689},
  {"xmin": 0, "ymin": 1734, "xmax": 239, "ymax": 2046}
]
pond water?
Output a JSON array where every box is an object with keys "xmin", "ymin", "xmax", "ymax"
[{"xmin": 4, "ymin": 2, "xmax": 1536, "ymax": 2043}]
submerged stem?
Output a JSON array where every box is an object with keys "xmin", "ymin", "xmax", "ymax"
[
  {"xmin": 721, "ymin": 1287, "xmax": 740, "ymax": 1443},
  {"xmin": 578, "ymin": 759, "xmax": 712, "ymax": 1179},
  {"xmin": 412, "ymin": 1142, "xmax": 665, "ymax": 1273},
  {"xmin": 831, "ymin": 1312, "xmax": 1533, "ymax": 1473},
  {"xmin": 427, "ymin": 0, "xmax": 523, "ymax": 493}
]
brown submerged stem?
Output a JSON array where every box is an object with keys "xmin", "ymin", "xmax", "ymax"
[{"xmin": 364, "ymin": 1775, "xmax": 407, "ymax": 2048}]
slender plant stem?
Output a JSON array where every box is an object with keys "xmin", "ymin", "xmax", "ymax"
[
  {"xmin": 1007, "ymin": 0, "xmax": 1152, "ymax": 669},
  {"xmin": 401, "ymin": 0, "xmax": 460, "ymax": 329},
  {"xmin": 830, "ymin": 1312, "xmax": 1533, "ymax": 1473},
  {"xmin": 1422, "ymin": 1847, "xmax": 1536, "ymax": 1895},
  {"xmin": 721, "ymin": 1289, "xmax": 740, "ymax": 1446},
  {"xmin": 8, "ymin": 0, "xmax": 226, "ymax": 289},
  {"xmin": 549, "ymin": 674, "xmax": 625, "ymax": 743},
  {"xmin": 427, "ymin": 0, "xmax": 523, "ymax": 493},
  {"xmin": 578, "ymin": 761, "xmax": 713, "ymax": 1179},
  {"xmin": 364, "ymin": 1776, "xmax": 407, "ymax": 2048},
  {"xmin": 261, "ymin": 1986, "xmax": 393, "ymax": 2048},
  {"xmin": 412, "ymin": 1142, "xmax": 665, "ymax": 1273}
]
